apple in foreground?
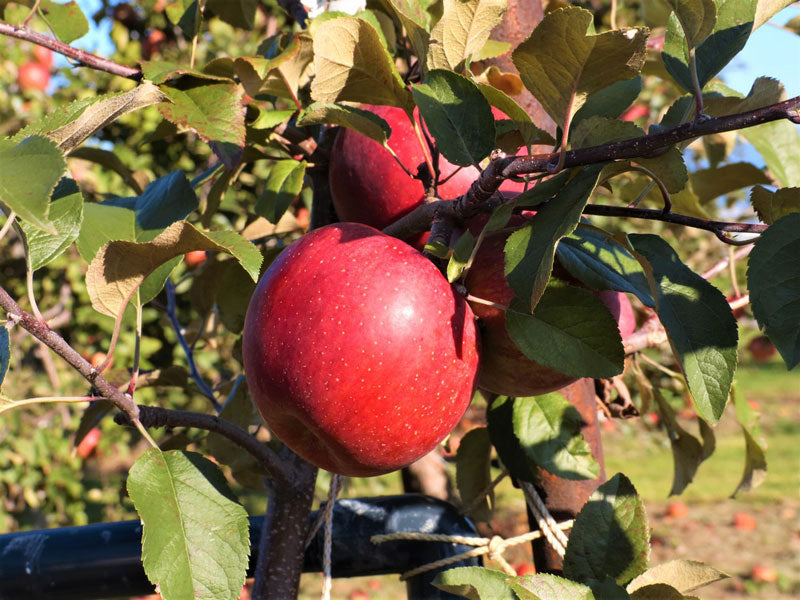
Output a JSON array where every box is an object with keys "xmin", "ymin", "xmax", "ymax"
[
  {"xmin": 242, "ymin": 222, "xmax": 480, "ymax": 476},
  {"xmin": 464, "ymin": 227, "xmax": 636, "ymax": 397},
  {"xmin": 329, "ymin": 105, "xmax": 525, "ymax": 244}
]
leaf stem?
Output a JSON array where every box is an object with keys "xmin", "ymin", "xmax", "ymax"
[
  {"xmin": 688, "ymin": 46, "xmax": 705, "ymax": 116},
  {"xmin": 132, "ymin": 418, "xmax": 160, "ymax": 450},
  {"xmin": 0, "ymin": 211, "xmax": 16, "ymax": 243},
  {"xmin": 0, "ymin": 395, "xmax": 95, "ymax": 416}
]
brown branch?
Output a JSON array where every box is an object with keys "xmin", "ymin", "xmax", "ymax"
[
  {"xmin": 114, "ymin": 405, "xmax": 289, "ymax": 484},
  {"xmin": 0, "ymin": 22, "xmax": 142, "ymax": 80},
  {"xmin": 0, "ymin": 284, "xmax": 140, "ymax": 422},
  {"xmin": 384, "ymin": 96, "xmax": 799, "ymax": 240}
]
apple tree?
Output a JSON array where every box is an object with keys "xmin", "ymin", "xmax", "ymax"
[{"xmin": 0, "ymin": 0, "xmax": 797, "ymax": 599}]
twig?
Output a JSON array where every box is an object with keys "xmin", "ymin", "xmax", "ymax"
[
  {"xmin": 0, "ymin": 22, "xmax": 142, "ymax": 80},
  {"xmin": 701, "ymin": 246, "xmax": 753, "ymax": 279},
  {"xmin": 114, "ymin": 405, "xmax": 289, "ymax": 483},
  {"xmin": 0, "ymin": 284, "xmax": 141, "ymax": 422},
  {"xmin": 383, "ymin": 96, "xmax": 800, "ymax": 239},
  {"xmin": 164, "ymin": 279, "xmax": 220, "ymax": 411}
]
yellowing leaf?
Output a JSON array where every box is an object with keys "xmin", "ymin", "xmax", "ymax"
[
  {"xmin": 750, "ymin": 186, "xmax": 800, "ymax": 225},
  {"xmin": 512, "ymin": 7, "xmax": 647, "ymax": 127},
  {"xmin": 234, "ymin": 34, "xmax": 314, "ymax": 100},
  {"xmin": 664, "ymin": 0, "xmax": 716, "ymax": 47},
  {"xmin": 426, "ymin": 0, "xmax": 508, "ymax": 71},
  {"xmin": 311, "ymin": 17, "xmax": 413, "ymax": 113},
  {"xmin": 87, "ymin": 222, "xmax": 262, "ymax": 318}
]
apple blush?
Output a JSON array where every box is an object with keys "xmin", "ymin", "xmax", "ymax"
[{"xmin": 242, "ymin": 223, "xmax": 480, "ymax": 477}]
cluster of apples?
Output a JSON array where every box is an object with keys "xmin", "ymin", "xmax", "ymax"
[
  {"xmin": 242, "ymin": 107, "xmax": 635, "ymax": 476},
  {"xmin": 17, "ymin": 46, "xmax": 52, "ymax": 93}
]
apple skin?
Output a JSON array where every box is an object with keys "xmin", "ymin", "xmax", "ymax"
[
  {"xmin": 18, "ymin": 61, "xmax": 50, "ymax": 92},
  {"xmin": 33, "ymin": 46, "xmax": 53, "ymax": 69},
  {"xmin": 464, "ymin": 227, "xmax": 635, "ymax": 397},
  {"xmin": 242, "ymin": 222, "xmax": 480, "ymax": 477},
  {"xmin": 329, "ymin": 105, "xmax": 525, "ymax": 243}
]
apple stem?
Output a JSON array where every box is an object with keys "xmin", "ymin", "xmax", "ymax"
[{"xmin": 411, "ymin": 118, "xmax": 438, "ymax": 194}]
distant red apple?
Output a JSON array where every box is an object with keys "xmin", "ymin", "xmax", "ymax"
[
  {"xmin": 621, "ymin": 105, "xmax": 649, "ymax": 122},
  {"xmin": 142, "ymin": 29, "xmax": 167, "ymax": 60},
  {"xmin": 514, "ymin": 562, "xmax": 536, "ymax": 576},
  {"xmin": 463, "ymin": 227, "xmax": 635, "ymax": 396},
  {"xmin": 76, "ymin": 427, "xmax": 102, "ymax": 459},
  {"xmin": 733, "ymin": 511, "xmax": 757, "ymax": 531},
  {"xmin": 747, "ymin": 335, "xmax": 776, "ymax": 362},
  {"xmin": 184, "ymin": 250, "xmax": 207, "ymax": 269},
  {"xmin": 666, "ymin": 500, "xmax": 689, "ymax": 519},
  {"xmin": 750, "ymin": 565, "xmax": 777, "ymax": 583},
  {"xmin": 329, "ymin": 105, "xmax": 524, "ymax": 245},
  {"xmin": 18, "ymin": 61, "xmax": 50, "ymax": 92},
  {"xmin": 295, "ymin": 207, "xmax": 310, "ymax": 230},
  {"xmin": 33, "ymin": 45, "xmax": 53, "ymax": 69},
  {"xmin": 242, "ymin": 223, "xmax": 480, "ymax": 476}
]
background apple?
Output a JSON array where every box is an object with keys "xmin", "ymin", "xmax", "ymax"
[
  {"xmin": 32, "ymin": 45, "xmax": 53, "ymax": 69},
  {"xmin": 328, "ymin": 105, "xmax": 525, "ymax": 244},
  {"xmin": 464, "ymin": 227, "xmax": 635, "ymax": 397},
  {"xmin": 183, "ymin": 250, "xmax": 207, "ymax": 269},
  {"xmin": 18, "ymin": 61, "xmax": 50, "ymax": 92},
  {"xmin": 242, "ymin": 222, "xmax": 480, "ymax": 476}
]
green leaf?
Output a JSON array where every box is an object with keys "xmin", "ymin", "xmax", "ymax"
[
  {"xmin": 38, "ymin": 0, "xmax": 88, "ymax": 44},
  {"xmin": 504, "ymin": 164, "xmax": 605, "ymax": 311},
  {"xmin": 512, "ymin": 7, "xmax": 647, "ymax": 127},
  {"xmin": 250, "ymin": 108, "xmax": 295, "ymax": 130},
  {"xmin": 158, "ymin": 83, "xmax": 246, "ymax": 170},
  {"xmin": 0, "ymin": 327, "xmax": 9, "ymax": 389},
  {"xmin": 747, "ymin": 213, "xmax": 800, "ymax": 369},
  {"xmin": 142, "ymin": 61, "xmax": 232, "ymax": 85},
  {"xmin": 412, "ymin": 70, "xmax": 495, "ymax": 167},
  {"xmin": 487, "ymin": 395, "xmax": 536, "ymax": 483},
  {"xmin": 627, "ymin": 234, "xmax": 737, "ymax": 424},
  {"xmin": 506, "ymin": 284, "xmax": 625, "ymax": 380},
  {"xmin": 205, "ymin": 0, "xmax": 258, "ymax": 29},
  {"xmin": 76, "ymin": 201, "xmax": 137, "ymax": 262},
  {"xmin": 731, "ymin": 389, "xmax": 767, "ymax": 496},
  {"xmin": 384, "ymin": 0, "xmax": 432, "ymax": 70},
  {"xmin": 556, "ymin": 225, "xmax": 655, "ymax": 308},
  {"xmin": 749, "ymin": 186, "xmax": 800, "ymax": 224},
  {"xmin": 662, "ymin": 0, "xmax": 760, "ymax": 92},
  {"xmin": 456, "ymin": 427, "xmax": 493, "ymax": 522},
  {"xmin": 127, "ymin": 449, "xmax": 249, "ymax": 600},
  {"xmin": 129, "ymin": 170, "xmax": 199, "ymax": 241},
  {"xmin": 573, "ymin": 78, "xmax": 644, "ymax": 125},
  {"xmin": 309, "ymin": 11, "xmax": 393, "ymax": 52},
  {"xmin": 21, "ymin": 178, "xmax": 84, "ymax": 271},
  {"xmin": 629, "ymin": 584, "xmax": 684, "ymax": 599},
  {"xmin": 256, "ymin": 161, "xmax": 307, "ymax": 224},
  {"xmin": 587, "ymin": 577, "xmax": 631, "ymax": 600},
  {"xmin": 510, "ymin": 574, "xmax": 597, "ymax": 599},
  {"xmin": 433, "ymin": 566, "xmax": 518, "ymax": 600},
  {"xmin": 627, "ymin": 559, "xmax": 728, "ymax": 594},
  {"xmin": 511, "ymin": 393, "xmax": 600, "ymax": 480},
  {"xmin": 563, "ymin": 473, "xmax": 650, "ymax": 586},
  {"xmin": 477, "ymin": 83, "xmax": 554, "ymax": 148},
  {"xmin": 87, "ymin": 222, "xmax": 262, "ymax": 318},
  {"xmin": 742, "ymin": 121, "xmax": 800, "ymax": 187},
  {"xmin": 311, "ymin": 17, "xmax": 413, "ymax": 113},
  {"xmin": 14, "ymin": 84, "xmax": 167, "ymax": 153},
  {"xmin": 690, "ymin": 163, "xmax": 769, "ymax": 204},
  {"xmin": 664, "ymin": 0, "xmax": 717, "ymax": 47},
  {"xmin": 653, "ymin": 388, "xmax": 704, "ymax": 495},
  {"xmin": 297, "ymin": 103, "xmax": 391, "ymax": 145},
  {"xmin": 447, "ymin": 230, "xmax": 475, "ymax": 283},
  {"xmin": 513, "ymin": 170, "xmax": 570, "ymax": 208},
  {"xmin": 164, "ymin": 0, "xmax": 201, "ymax": 36},
  {"xmin": 426, "ymin": 0, "xmax": 508, "ymax": 71},
  {"xmin": 0, "ymin": 135, "xmax": 64, "ymax": 234},
  {"xmin": 236, "ymin": 34, "xmax": 314, "ymax": 100}
]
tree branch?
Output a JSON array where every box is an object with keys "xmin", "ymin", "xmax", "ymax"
[
  {"xmin": 384, "ymin": 96, "xmax": 799, "ymax": 239},
  {"xmin": 114, "ymin": 405, "xmax": 289, "ymax": 484},
  {"xmin": 0, "ymin": 284, "xmax": 140, "ymax": 422},
  {"xmin": 0, "ymin": 22, "xmax": 142, "ymax": 80}
]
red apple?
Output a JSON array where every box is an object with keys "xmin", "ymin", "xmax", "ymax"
[
  {"xmin": 76, "ymin": 427, "xmax": 102, "ymax": 460},
  {"xmin": 242, "ymin": 223, "xmax": 480, "ymax": 476},
  {"xmin": 329, "ymin": 105, "xmax": 524, "ymax": 245},
  {"xmin": 33, "ymin": 45, "xmax": 53, "ymax": 69},
  {"xmin": 463, "ymin": 227, "xmax": 635, "ymax": 396},
  {"xmin": 18, "ymin": 61, "xmax": 50, "ymax": 92},
  {"xmin": 750, "ymin": 565, "xmax": 777, "ymax": 583},
  {"xmin": 620, "ymin": 105, "xmax": 649, "ymax": 122},
  {"xmin": 747, "ymin": 335, "xmax": 776, "ymax": 363},
  {"xmin": 142, "ymin": 29, "xmax": 167, "ymax": 60},
  {"xmin": 514, "ymin": 562, "xmax": 536, "ymax": 576},
  {"xmin": 184, "ymin": 250, "xmax": 207, "ymax": 269},
  {"xmin": 733, "ymin": 511, "xmax": 757, "ymax": 531},
  {"xmin": 666, "ymin": 500, "xmax": 689, "ymax": 519}
]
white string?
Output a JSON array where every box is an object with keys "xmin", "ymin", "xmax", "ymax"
[
  {"xmin": 521, "ymin": 481, "xmax": 569, "ymax": 556},
  {"xmin": 321, "ymin": 474, "xmax": 342, "ymax": 600}
]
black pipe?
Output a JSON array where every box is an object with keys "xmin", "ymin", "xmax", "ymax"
[{"xmin": 0, "ymin": 494, "xmax": 480, "ymax": 600}]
